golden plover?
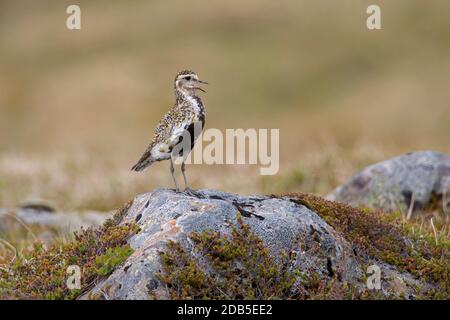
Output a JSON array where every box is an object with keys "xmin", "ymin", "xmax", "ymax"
[{"xmin": 131, "ymin": 70, "xmax": 207, "ymax": 193}]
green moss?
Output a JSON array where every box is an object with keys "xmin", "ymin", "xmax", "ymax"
[
  {"xmin": 0, "ymin": 201, "xmax": 138, "ymax": 300},
  {"xmin": 95, "ymin": 246, "xmax": 133, "ymax": 276},
  {"xmin": 283, "ymin": 192, "xmax": 450, "ymax": 299}
]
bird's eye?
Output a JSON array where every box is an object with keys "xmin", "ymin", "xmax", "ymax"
[{"xmin": 185, "ymin": 76, "xmax": 191, "ymax": 81}]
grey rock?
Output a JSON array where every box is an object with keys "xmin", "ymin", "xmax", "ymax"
[
  {"xmin": 327, "ymin": 151, "xmax": 450, "ymax": 213},
  {"xmin": 0, "ymin": 207, "xmax": 111, "ymax": 236},
  {"xmin": 84, "ymin": 188, "xmax": 422, "ymax": 300}
]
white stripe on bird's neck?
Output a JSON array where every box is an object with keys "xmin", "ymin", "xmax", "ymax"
[{"xmin": 185, "ymin": 95, "xmax": 201, "ymax": 113}]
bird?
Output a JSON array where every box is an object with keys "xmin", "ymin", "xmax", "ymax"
[{"xmin": 131, "ymin": 70, "xmax": 208, "ymax": 194}]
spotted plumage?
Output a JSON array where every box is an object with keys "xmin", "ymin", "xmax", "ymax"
[{"xmin": 131, "ymin": 70, "xmax": 207, "ymax": 192}]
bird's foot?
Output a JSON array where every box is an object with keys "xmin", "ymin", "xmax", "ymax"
[{"xmin": 184, "ymin": 187, "xmax": 204, "ymax": 198}]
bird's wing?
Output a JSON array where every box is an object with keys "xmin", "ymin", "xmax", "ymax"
[
  {"xmin": 152, "ymin": 108, "xmax": 191, "ymax": 145},
  {"xmin": 131, "ymin": 107, "xmax": 194, "ymax": 171},
  {"xmin": 131, "ymin": 110, "xmax": 175, "ymax": 171},
  {"xmin": 164, "ymin": 113, "xmax": 195, "ymax": 149}
]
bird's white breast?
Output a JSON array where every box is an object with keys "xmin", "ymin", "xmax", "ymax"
[{"xmin": 186, "ymin": 96, "xmax": 199, "ymax": 112}]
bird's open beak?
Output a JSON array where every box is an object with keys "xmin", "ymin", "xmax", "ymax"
[{"xmin": 196, "ymin": 79, "xmax": 208, "ymax": 92}]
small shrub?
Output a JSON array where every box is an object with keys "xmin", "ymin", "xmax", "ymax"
[
  {"xmin": 157, "ymin": 214, "xmax": 298, "ymax": 299},
  {"xmin": 0, "ymin": 202, "xmax": 138, "ymax": 300},
  {"xmin": 156, "ymin": 214, "xmax": 388, "ymax": 300},
  {"xmin": 284, "ymin": 193, "xmax": 450, "ymax": 298}
]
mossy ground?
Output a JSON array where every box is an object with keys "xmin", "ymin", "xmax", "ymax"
[
  {"xmin": 157, "ymin": 214, "xmax": 392, "ymax": 300},
  {"xmin": 284, "ymin": 193, "xmax": 450, "ymax": 299},
  {"xmin": 157, "ymin": 195, "xmax": 449, "ymax": 300},
  {"xmin": 0, "ymin": 193, "xmax": 448, "ymax": 300},
  {"xmin": 0, "ymin": 201, "xmax": 138, "ymax": 300},
  {"xmin": 157, "ymin": 214, "xmax": 299, "ymax": 299}
]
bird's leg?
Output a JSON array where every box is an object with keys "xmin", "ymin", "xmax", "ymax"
[
  {"xmin": 181, "ymin": 161, "xmax": 189, "ymax": 189},
  {"xmin": 182, "ymin": 161, "xmax": 202, "ymax": 198},
  {"xmin": 170, "ymin": 158, "xmax": 179, "ymax": 192}
]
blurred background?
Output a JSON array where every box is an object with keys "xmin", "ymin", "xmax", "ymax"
[{"xmin": 1, "ymin": 0, "xmax": 449, "ymax": 213}]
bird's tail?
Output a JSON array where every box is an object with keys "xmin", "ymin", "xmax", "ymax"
[{"xmin": 131, "ymin": 150, "xmax": 155, "ymax": 172}]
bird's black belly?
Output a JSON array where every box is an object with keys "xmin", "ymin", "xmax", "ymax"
[{"xmin": 173, "ymin": 117, "xmax": 205, "ymax": 157}]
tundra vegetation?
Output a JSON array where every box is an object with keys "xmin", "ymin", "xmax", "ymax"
[{"xmin": 1, "ymin": 192, "xmax": 448, "ymax": 300}]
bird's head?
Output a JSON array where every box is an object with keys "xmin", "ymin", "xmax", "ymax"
[{"xmin": 174, "ymin": 70, "xmax": 208, "ymax": 97}]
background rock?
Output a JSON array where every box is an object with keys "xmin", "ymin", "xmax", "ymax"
[
  {"xmin": 327, "ymin": 151, "xmax": 450, "ymax": 213},
  {"xmin": 0, "ymin": 206, "xmax": 111, "ymax": 239}
]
